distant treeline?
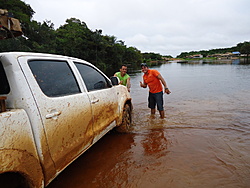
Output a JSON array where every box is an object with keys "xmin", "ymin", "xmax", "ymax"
[{"xmin": 177, "ymin": 41, "xmax": 250, "ymax": 59}]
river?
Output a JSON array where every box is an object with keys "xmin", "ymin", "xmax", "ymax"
[{"xmin": 48, "ymin": 60, "xmax": 250, "ymax": 188}]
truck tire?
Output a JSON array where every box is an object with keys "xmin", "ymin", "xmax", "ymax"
[
  {"xmin": 0, "ymin": 172, "xmax": 30, "ymax": 188},
  {"xmin": 115, "ymin": 104, "xmax": 132, "ymax": 133}
]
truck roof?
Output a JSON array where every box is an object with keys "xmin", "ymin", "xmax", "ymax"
[{"xmin": 0, "ymin": 52, "xmax": 93, "ymax": 66}]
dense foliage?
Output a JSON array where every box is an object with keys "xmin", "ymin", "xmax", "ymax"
[
  {"xmin": 0, "ymin": 0, "xmax": 145, "ymax": 75},
  {"xmin": 239, "ymin": 42, "xmax": 250, "ymax": 58}
]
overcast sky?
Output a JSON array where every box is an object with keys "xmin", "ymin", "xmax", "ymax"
[{"xmin": 23, "ymin": 0, "xmax": 250, "ymax": 57}]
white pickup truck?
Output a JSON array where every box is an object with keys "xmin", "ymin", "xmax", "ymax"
[{"xmin": 0, "ymin": 52, "xmax": 132, "ymax": 188}]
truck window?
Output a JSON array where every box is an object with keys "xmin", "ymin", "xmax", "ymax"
[
  {"xmin": 74, "ymin": 62, "xmax": 111, "ymax": 91},
  {"xmin": 0, "ymin": 62, "xmax": 10, "ymax": 94},
  {"xmin": 29, "ymin": 60, "xmax": 80, "ymax": 97}
]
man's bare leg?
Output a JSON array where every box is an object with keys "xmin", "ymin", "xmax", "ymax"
[
  {"xmin": 151, "ymin": 108, "xmax": 156, "ymax": 115},
  {"xmin": 159, "ymin": 110, "xmax": 165, "ymax": 119}
]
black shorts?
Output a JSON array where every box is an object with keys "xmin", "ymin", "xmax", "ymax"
[{"xmin": 148, "ymin": 91, "xmax": 164, "ymax": 111}]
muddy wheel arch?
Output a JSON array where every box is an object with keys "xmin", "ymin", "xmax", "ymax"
[
  {"xmin": 0, "ymin": 150, "xmax": 44, "ymax": 188},
  {"xmin": 115, "ymin": 103, "xmax": 132, "ymax": 133}
]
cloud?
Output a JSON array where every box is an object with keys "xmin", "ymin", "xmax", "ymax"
[{"xmin": 24, "ymin": 0, "xmax": 250, "ymax": 57}]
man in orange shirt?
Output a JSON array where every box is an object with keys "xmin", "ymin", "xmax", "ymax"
[{"xmin": 140, "ymin": 63, "xmax": 171, "ymax": 118}]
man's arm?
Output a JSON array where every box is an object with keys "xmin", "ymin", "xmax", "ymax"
[
  {"xmin": 114, "ymin": 72, "xmax": 123, "ymax": 85},
  {"xmin": 127, "ymin": 77, "xmax": 131, "ymax": 92},
  {"xmin": 157, "ymin": 74, "xmax": 171, "ymax": 94}
]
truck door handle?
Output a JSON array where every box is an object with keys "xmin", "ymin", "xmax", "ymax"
[
  {"xmin": 46, "ymin": 111, "xmax": 61, "ymax": 119},
  {"xmin": 91, "ymin": 98, "xmax": 99, "ymax": 104}
]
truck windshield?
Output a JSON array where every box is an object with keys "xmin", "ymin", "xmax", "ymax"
[{"xmin": 0, "ymin": 61, "xmax": 10, "ymax": 94}]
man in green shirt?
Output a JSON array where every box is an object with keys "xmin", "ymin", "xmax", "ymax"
[{"xmin": 114, "ymin": 65, "xmax": 131, "ymax": 92}]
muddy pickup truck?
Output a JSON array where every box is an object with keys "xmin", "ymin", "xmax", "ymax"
[{"xmin": 0, "ymin": 52, "xmax": 132, "ymax": 188}]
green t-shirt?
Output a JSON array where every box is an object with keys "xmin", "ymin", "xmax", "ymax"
[{"xmin": 115, "ymin": 72, "xmax": 130, "ymax": 86}]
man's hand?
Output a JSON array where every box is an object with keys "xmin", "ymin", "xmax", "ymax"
[
  {"xmin": 140, "ymin": 81, "xmax": 147, "ymax": 88},
  {"xmin": 165, "ymin": 88, "xmax": 171, "ymax": 94}
]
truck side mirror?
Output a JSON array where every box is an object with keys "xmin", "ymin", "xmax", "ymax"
[{"xmin": 110, "ymin": 76, "xmax": 119, "ymax": 86}]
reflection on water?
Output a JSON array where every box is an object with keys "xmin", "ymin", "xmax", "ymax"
[{"xmin": 48, "ymin": 61, "xmax": 250, "ymax": 188}]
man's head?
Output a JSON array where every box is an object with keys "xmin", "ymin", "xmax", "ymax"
[
  {"xmin": 120, "ymin": 65, "xmax": 128, "ymax": 75},
  {"xmin": 140, "ymin": 63, "xmax": 148, "ymax": 68},
  {"xmin": 141, "ymin": 63, "xmax": 149, "ymax": 73}
]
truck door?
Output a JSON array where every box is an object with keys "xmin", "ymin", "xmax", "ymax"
[
  {"xmin": 74, "ymin": 62, "xmax": 119, "ymax": 140},
  {"xmin": 18, "ymin": 57, "xmax": 94, "ymax": 172}
]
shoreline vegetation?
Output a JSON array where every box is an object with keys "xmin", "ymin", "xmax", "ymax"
[
  {"xmin": 173, "ymin": 56, "xmax": 249, "ymax": 64},
  {"xmin": 146, "ymin": 56, "xmax": 249, "ymax": 67}
]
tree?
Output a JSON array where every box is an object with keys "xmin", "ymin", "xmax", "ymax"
[
  {"xmin": 240, "ymin": 42, "xmax": 250, "ymax": 57},
  {"xmin": 55, "ymin": 18, "xmax": 93, "ymax": 59},
  {"xmin": 0, "ymin": 0, "xmax": 34, "ymax": 22},
  {"xmin": 142, "ymin": 52, "xmax": 162, "ymax": 61},
  {"xmin": 177, "ymin": 52, "xmax": 189, "ymax": 58},
  {"xmin": 124, "ymin": 47, "xmax": 142, "ymax": 67},
  {"xmin": 23, "ymin": 20, "xmax": 56, "ymax": 53}
]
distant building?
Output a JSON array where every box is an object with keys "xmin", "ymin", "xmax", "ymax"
[
  {"xmin": 187, "ymin": 54, "xmax": 203, "ymax": 58},
  {"xmin": 232, "ymin": 51, "xmax": 240, "ymax": 56},
  {"xmin": 207, "ymin": 52, "xmax": 240, "ymax": 58}
]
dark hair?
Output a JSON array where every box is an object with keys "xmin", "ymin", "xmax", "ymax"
[
  {"xmin": 141, "ymin": 63, "xmax": 148, "ymax": 67},
  {"xmin": 121, "ymin": 65, "xmax": 128, "ymax": 68}
]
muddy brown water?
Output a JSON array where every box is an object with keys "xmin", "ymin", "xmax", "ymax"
[{"xmin": 48, "ymin": 61, "xmax": 250, "ymax": 188}]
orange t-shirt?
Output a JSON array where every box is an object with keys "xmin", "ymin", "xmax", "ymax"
[{"xmin": 143, "ymin": 69, "xmax": 163, "ymax": 93}]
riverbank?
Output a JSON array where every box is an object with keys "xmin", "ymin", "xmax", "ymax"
[{"xmin": 169, "ymin": 58, "xmax": 249, "ymax": 65}]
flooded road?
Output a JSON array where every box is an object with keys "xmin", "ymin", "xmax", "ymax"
[{"xmin": 48, "ymin": 61, "xmax": 250, "ymax": 188}]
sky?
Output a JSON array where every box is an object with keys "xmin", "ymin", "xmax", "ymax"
[{"xmin": 23, "ymin": 0, "xmax": 250, "ymax": 57}]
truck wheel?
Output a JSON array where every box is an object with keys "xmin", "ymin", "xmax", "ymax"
[
  {"xmin": 0, "ymin": 172, "xmax": 30, "ymax": 188},
  {"xmin": 115, "ymin": 104, "xmax": 132, "ymax": 133}
]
